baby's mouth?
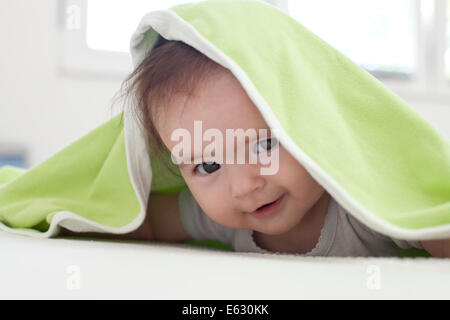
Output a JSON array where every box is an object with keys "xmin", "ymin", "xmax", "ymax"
[
  {"xmin": 249, "ymin": 193, "xmax": 286, "ymax": 218},
  {"xmin": 253, "ymin": 194, "xmax": 285, "ymax": 212},
  {"xmin": 258, "ymin": 200, "xmax": 277, "ymax": 210}
]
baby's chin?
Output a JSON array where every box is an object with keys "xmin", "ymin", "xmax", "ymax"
[
  {"xmin": 251, "ymin": 207, "xmax": 303, "ymax": 236},
  {"xmin": 252, "ymin": 219, "xmax": 299, "ymax": 236}
]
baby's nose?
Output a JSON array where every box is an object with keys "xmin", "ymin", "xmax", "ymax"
[{"xmin": 229, "ymin": 163, "xmax": 265, "ymax": 199}]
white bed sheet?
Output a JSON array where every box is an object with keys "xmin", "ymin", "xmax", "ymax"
[{"xmin": 1, "ymin": 231, "xmax": 449, "ymax": 299}]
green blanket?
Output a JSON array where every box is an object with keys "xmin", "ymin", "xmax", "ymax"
[{"xmin": 0, "ymin": 0, "xmax": 449, "ymax": 246}]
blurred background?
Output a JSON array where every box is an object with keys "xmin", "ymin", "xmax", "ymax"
[{"xmin": 0, "ymin": 0, "xmax": 449, "ymax": 169}]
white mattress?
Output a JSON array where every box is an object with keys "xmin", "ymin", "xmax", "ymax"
[{"xmin": 1, "ymin": 231, "xmax": 449, "ymax": 299}]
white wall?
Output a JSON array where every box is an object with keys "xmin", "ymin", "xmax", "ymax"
[
  {"xmin": 0, "ymin": 0, "xmax": 124, "ymax": 168},
  {"xmin": 0, "ymin": 0, "xmax": 449, "ymax": 168}
]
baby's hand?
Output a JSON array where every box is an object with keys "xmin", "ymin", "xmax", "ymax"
[{"xmin": 421, "ymin": 239, "xmax": 450, "ymax": 258}]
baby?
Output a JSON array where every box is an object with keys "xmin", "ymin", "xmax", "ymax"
[{"xmin": 59, "ymin": 38, "xmax": 447, "ymax": 258}]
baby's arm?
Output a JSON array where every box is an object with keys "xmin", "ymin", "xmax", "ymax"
[
  {"xmin": 58, "ymin": 192, "xmax": 193, "ymax": 242},
  {"xmin": 421, "ymin": 239, "xmax": 450, "ymax": 258},
  {"xmin": 147, "ymin": 192, "xmax": 193, "ymax": 242}
]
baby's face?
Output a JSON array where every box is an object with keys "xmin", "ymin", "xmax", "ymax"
[{"xmin": 155, "ymin": 70, "xmax": 326, "ymax": 236}]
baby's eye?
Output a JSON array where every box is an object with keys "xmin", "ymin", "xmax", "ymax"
[
  {"xmin": 194, "ymin": 161, "xmax": 221, "ymax": 175},
  {"xmin": 254, "ymin": 138, "xmax": 279, "ymax": 154}
]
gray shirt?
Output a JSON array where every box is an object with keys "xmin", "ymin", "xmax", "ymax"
[{"xmin": 178, "ymin": 187, "xmax": 424, "ymax": 257}]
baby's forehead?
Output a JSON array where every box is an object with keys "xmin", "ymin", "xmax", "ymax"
[
  {"xmin": 172, "ymin": 113, "xmax": 271, "ymax": 139},
  {"xmin": 178, "ymin": 98, "xmax": 268, "ymax": 131},
  {"xmin": 159, "ymin": 70, "xmax": 271, "ymax": 138}
]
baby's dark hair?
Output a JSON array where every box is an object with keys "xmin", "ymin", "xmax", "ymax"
[{"xmin": 115, "ymin": 37, "xmax": 226, "ymax": 176}]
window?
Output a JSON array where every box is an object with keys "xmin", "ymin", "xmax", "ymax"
[
  {"xmin": 58, "ymin": 0, "xmax": 199, "ymax": 77},
  {"xmin": 287, "ymin": 0, "xmax": 416, "ymax": 77},
  {"xmin": 86, "ymin": 0, "xmax": 200, "ymax": 53},
  {"xmin": 282, "ymin": 0, "xmax": 449, "ymax": 97},
  {"xmin": 60, "ymin": 0, "xmax": 449, "ymax": 96}
]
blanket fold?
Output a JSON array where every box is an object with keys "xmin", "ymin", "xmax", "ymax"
[{"xmin": 0, "ymin": 0, "xmax": 449, "ymax": 244}]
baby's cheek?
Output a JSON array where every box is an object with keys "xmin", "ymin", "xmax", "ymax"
[
  {"xmin": 207, "ymin": 205, "xmax": 244, "ymax": 229},
  {"xmin": 279, "ymin": 150, "xmax": 321, "ymax": 189},
  {"xmin": 275, "ymin": 148, "xmax": 301, "ymax": 178}
]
